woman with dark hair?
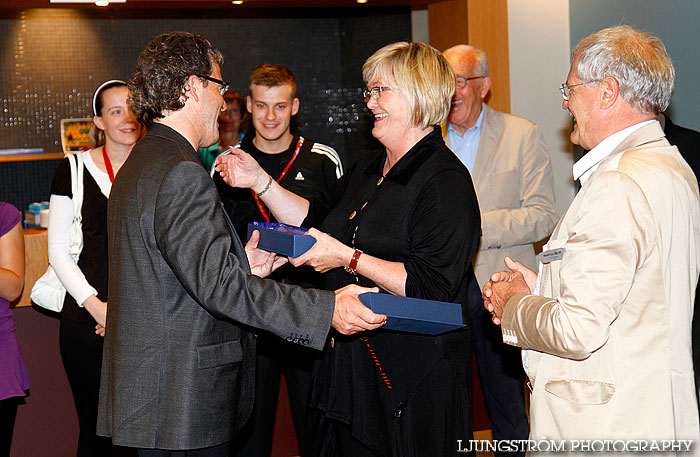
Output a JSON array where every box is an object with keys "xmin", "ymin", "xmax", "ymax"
[
  {"xmin": 217, "ymin": 41, "xmax": 480, "ymax": 456},
  {"xmin": 48, "ymin": 79, "xmax": 142, "ymax": 456},
  {"xmin": 218, "ymin": 90, "xmax": 247, "ymax": 147},
  {"xmin": 198, "ymin": 89, "xmax": 247, "ymax": 172}
]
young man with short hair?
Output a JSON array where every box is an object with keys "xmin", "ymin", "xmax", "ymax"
[{"xmin": 218, "ymin": 63, "xmax": 343, "ymax": 457}]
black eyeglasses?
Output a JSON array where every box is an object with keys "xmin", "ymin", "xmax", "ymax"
[
  {"xmin": 196, "ymin": 74, "xmax": 230, "ymax": 95},
  {"xmin": 455, "ymin": 76, "xmax": 486, "ymax": 89}
]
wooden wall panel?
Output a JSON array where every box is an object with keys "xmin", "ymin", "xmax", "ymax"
[
  {"xmin": 428, "ymin": 0, "xmax": 510, "ymax": 113},
  {"xmin": 427, "ymin": 0, "xmax": 468, "ymax": 53},
  {"xmin": 13, "ymin": 229, "xmax": 48, "ymax": 308},
  {"xmin": 466, "ymin": 0, "xmax": 509, "ymax": 113}
]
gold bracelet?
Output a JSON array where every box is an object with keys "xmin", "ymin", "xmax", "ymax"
[{"xmin": 255, "ymin": 174, "xmax": 273, "ymax": 197}]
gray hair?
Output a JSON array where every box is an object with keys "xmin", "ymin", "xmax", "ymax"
[
  {"xmin": 572, "ymin": 25, "xmax": 674, "ymax": 114},
  {"xmin": 443, "ymin": 44, "xmax": 490, "ymax": 77}
]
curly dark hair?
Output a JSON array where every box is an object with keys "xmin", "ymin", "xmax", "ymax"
[{"xmin": 128, "ymin": 32, "xmax": 224, "ymax": 126}]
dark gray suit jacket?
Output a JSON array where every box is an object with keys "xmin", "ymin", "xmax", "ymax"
[{"xmin": 97, "ymin": 124, "xmax": 334, "ymax": 450}]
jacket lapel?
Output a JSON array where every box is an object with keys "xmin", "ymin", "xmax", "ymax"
[
  {"xmin": 472, "ymin": 105, "xmax": 500, "ymax": 189},
  {"xmin": 219, "ymin": 202, "xmax": 250, "ymax": 272}
]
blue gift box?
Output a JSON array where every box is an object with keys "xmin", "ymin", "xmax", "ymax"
[
  {"xmin": 247, "ymin": 222, "xmax": 316, "ymax": 258},
  {"xmin": 359, "ymin": 292, "xmax": 465, "ymax": 335}
]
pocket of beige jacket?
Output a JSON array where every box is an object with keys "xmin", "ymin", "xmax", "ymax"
[{"xmin": 545, "ymin": 378, "xmax": 615, "ymax": 405}]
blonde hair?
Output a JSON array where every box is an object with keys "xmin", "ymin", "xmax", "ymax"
[{"xmin": 362, "ymin": 42, "xmax": 455, "ymax": 128}]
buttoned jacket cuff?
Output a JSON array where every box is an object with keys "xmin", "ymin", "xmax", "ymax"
[{"xmin": 500, "ymin": 292, "xmax": 529, "ymax": 346}]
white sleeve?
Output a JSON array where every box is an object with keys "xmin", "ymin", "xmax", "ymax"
[{"xmin": 48, "ymin": 194, "xmax": 98, "ymax": 307}]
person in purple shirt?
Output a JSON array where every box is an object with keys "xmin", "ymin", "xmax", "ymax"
[{"xmin": 0, "ymin": 202, "xmax": 30, "ymax": 455}]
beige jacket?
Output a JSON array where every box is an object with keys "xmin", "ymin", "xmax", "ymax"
[
  {"xmin": 502, "ymin": 122, "xmax": 700, "ymax": 442},
  {"xmin": 443, "ymin": 104, "xmax": 558, "ymax": 287}
]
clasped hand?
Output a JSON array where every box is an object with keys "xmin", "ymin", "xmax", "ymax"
[{"xmin": 482, "ymin": 256, "xmax": 536, "ymax": 325}]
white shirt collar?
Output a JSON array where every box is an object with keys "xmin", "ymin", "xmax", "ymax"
[{"xmin": 573, "ymin": 120, "xmax": 655, "ymax": 185}]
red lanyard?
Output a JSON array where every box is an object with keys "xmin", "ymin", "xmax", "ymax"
[
  {"xmin": 252, "ymin": 137, "xmax": 304, "ymax": 221},
  {"xmin": 102, "ymin": 146, "xmax": 115, "ymax": 183}
]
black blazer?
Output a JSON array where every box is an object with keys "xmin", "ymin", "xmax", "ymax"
[
  {"xmin": 663, "ymin": 114, "xmax": 700, "ymax": 178},
  {"xmin": 97, "ymin": 124, "xmax": 334, "ymax": 450},
  {"xmin": 664, "ymin": 114, "xmax": 700, "ymax": 394}
]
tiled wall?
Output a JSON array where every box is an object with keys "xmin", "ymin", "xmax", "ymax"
[{"xmin": 0, "ymin": 7, "xmax": 411, "ymax": 212}]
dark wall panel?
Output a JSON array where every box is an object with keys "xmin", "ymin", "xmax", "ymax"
[
  {"xmin": 2, "ymin": 8, "xmax": 410, "ymax": 456},
  {"xmin": 0, "ymin": 7, "xmax": 411, "ymax": 212}
]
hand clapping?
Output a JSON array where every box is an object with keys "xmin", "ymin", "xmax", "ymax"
[{"xmin": 482, "ymin": 256, "xmax": 535, "ymax": 325}]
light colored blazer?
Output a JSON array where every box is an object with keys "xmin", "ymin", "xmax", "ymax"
[
  {"xmin": 443, "ymin": 104, "xmax": 558, "ymax": 287},
  {"xmin": 502, "ymin": 122, "xmax": 700, "ymax": 441}
]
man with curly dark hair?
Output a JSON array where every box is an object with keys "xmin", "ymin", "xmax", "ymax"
[
  {"xmin": 96, "ymin": 31, "xmax": 385, "ymax": 457},
  {"xmin": 127, "ymin": 32, "xmax": 224, "ymax": 127}
]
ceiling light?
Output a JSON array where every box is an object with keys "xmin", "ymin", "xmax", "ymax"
[
  {"xmin": 95, "ymin": 0, "xmax": 109, "ymax": 5},
  {"xmin": 50, "ymin": 0, "xmax": 126, "ymax": 2},
  {"xmin": 232, "ymin": 0, "xmax": 244, "ymax": 4},
  {"xmin": 357, "ymin": 0, "xmax": 368, "ymax": 3}
]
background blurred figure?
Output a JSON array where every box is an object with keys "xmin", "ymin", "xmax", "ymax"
[
  {"xmin": 217, "ymin": 41, "xmax": 480, "ymax": 457},
  {"xmin": 198, "ymin": 90, "xmax": 248, "ymax": 173},
  {"xmin": 224, "ymin": 64, "xmax": 343, "ymax": 457},
  {"xmin": 219, "ymin": 90, "xmax": 248, "ymax": 149},
  {"xmin": 48, "ymin": 79, "xmax": 142, "ymax": 456},
  {"xmin": 0, "ymin": 202, "xmax": 29, "ymax": 456},
  {"xmin": 441, "ymin": 44, "xmax": 557, "ymax": 453}
]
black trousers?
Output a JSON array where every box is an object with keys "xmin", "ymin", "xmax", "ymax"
[
  {"xmin": 138, "ymin": 442, "xmax": 230, "ymax": 457},
  {"xmin": 466, "ymin": 276, "xmax": 529, "ymax": 457},
  {"xmin": 59, "ymin": 319, "xmax": 112, "ymax": 457},
  {"xmin": 690, "ymin": 286, "xmax": 700, "ymax": 406},
  {"xmin": 230, "ymin": 334, "xmax": 317, "ymax": 457},
  {"xmin": 0, "ymin": 396, "xmax": 20, "ymax": 456}
]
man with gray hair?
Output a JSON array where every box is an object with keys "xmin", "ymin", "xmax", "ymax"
[
  {"xmin": 441, "ymin": 44, "xmax": 557, "ymax": 452},
  {"xmin": 483, "ymin": 26, "xmax": 700, "ymax": 441}
]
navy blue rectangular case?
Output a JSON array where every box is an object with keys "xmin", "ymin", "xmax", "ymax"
[
  {"xmin": 247, "ymin": 222, "xmax": 316, "ymax": 258},
  {"xmin": 359, "ymin": 292, "xmax": 465, "ymax": 335}
]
